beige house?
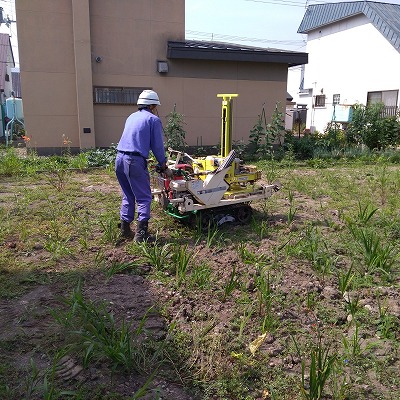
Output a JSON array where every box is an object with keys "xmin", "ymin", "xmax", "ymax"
[{"xmin": 15, "ymin": 0, "xmax": 307, "ymax": 155}]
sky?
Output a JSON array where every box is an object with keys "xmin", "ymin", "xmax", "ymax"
[
  {"xmin": 3, "ymin": 0, "xmax": 400, "ymax": 69},
  {"xmin": 186, "ymin": 0, "xmax": 400, "ymax": 52},
  {"xmin": 186, "ymin": 0, "xmax": 310, "ymax": 52}
]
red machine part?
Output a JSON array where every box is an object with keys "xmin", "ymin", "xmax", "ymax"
[{"xmin": 163, "ymin": 164, "xmax": 194, "ymax": 198}]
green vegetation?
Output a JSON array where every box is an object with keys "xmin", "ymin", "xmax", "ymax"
[
  {"xmin": 164, "ymin": 103, "xmax": 187, "ymax": 151},
  {"xmin": 0, "ymin": 142, "xmax": 399, "ymax": 399}
]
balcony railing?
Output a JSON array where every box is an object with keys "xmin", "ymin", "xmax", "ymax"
[{"xmin": 381, "ymin": 105, "xmax": 398, "ymax": 118}]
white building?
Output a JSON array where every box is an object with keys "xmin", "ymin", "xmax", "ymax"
[{"xmin": 292, "ymin": 1, "xmax": 400, "ymax": 133}]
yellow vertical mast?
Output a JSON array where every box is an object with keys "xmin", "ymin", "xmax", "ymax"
[{"xmin": 217, "ymin": 94, "xmax": 238, "ymax": 158}]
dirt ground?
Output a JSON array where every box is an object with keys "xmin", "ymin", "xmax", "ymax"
[
  {"xmin": 1, "ymin": 170, "xmax": 399, "ymax": 399},
  {"xmin": 0, "ymin": 251, "xmax": 199, "ymax": 399}
]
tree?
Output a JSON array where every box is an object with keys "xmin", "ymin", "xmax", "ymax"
[
  {"xmin": 164, "ymin": 104, "xmax": 187, "ymax": 151},
  {"xmin": 248, "ymin": 103, "xmax": 285, "ymax": 159}
]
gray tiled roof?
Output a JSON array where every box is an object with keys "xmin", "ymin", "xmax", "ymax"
[{"xmin": 297, "ymin": 1, "xmax": 400, "ymax": 52}]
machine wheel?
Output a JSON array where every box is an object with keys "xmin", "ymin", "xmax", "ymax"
[
  {"xmin": 235, "ymin": 205, "xmax": 253, "ymax": 224},
  {"xmin": 196, "ymin": 211, "xmax": 215, "ymax": 232}
]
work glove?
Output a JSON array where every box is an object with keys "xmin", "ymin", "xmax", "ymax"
[{"xmin": 156, "ymin": 162, "xmax": 168, "ymax": 173}]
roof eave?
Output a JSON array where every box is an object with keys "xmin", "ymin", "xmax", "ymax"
[
  {"xmin": 167, "ymin": 41, "xmax": 308, "ymax": 67},
  {"xmin": 298, "ymin": 12, "xmax": 364, "ymax": 34}
]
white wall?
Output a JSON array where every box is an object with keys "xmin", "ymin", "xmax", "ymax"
[{"xmin": 291, "ymin": 14, "xmax": 400, "ymax": 132}]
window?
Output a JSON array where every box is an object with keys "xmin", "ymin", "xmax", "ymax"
[
  {"xmin": 315, "ymin": 95, "xmax": 326, "ymax": 107},
  {"xmin": 367, "ymin": 90, "xmax": 398, "ymax": 117},
  {"xmin": 367, "ymin": 90, "xmax": 398, "ymax": 107},
  {"xmin": 333, "ymin": 94, "xmax": 340, "ymax": 105},
  {"xmin": 93, "ymin": 87, "xmax": 147, "ymax": 105}
]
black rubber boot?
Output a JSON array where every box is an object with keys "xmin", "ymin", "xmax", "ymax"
[
  {"xmin": 120, "ymin": 220, "xmax": 134, "ymax": 239},
  {"xmin": 134, "ymin": 220, "xmax": 155, "ymax": 243}
]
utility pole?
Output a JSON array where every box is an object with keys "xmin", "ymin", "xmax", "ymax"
[{"xmin": 0, "ymin": 7, "xmax": 15, "ymax": 27}]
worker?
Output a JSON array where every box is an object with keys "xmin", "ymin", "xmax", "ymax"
[{"xmin": 115, "ymin": 89, "xmax": 167, "ymax": 242}]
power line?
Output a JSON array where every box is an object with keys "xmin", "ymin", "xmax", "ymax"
[
  {"xmin": 185, "ymin": 30, "xmax": 305, "ymax": 46},
  {"xmin": 245, "ymin": 0, "xmax": 306, "ymax": 7}
]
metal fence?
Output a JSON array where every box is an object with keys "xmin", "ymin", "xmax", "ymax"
[{"xmin": 381, "ymin": 105, "xmax": 399, "ymax": 118}]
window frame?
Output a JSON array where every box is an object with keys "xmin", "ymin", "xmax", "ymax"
[
  {"xmin": 367, "ymin": 90, "xmax": 398, "ymax": 107},
  {"xmin": 332, "ymin": 94, "xmax": 340, "ymax": 105},
  {"xmin": 93, "ymin": 87, "xmax": 148, "ymax": 105},
  {"xmin": 314, "ymin": 94, "xmax": 326, "ymax": 108}
]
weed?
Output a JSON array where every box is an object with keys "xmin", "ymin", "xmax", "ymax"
[
  {"xmin": 94, "ymin": 249, "xmax": 106, "ymax": 269},
  {"xmin": 44, "ymin": 235, "xmax": 72, "ymax": 259},
  {"xmin": 256, "ymin": 269, "xmax": 279, "ymax": 333},
  {"xmin": 337, "ymin": 264, "xmax": 355, "ymax": 296},
  {"xmin": 44, "ymin": 167, "xmax": 69, "ymax": 191},
  {"xmin": 342, "ymin": 323, "xmax": 363, "ymax": 358},
  {"xmin": 100, "ymin": 215, "xmax": 120, "ymax": 243},
  {"xmin": 131, "ymin": 369, "xmax": 159, "ymax": 399},
  {"xmin": 2, "ymin": 152, "xmax": 400, "ymax": 399},
  {"xmin": 330, "ymin": 362, "xmax": 349, "ymax": 400},
  {"xmin": 69, "ymin": 152, "xmax": 88, "ymax": 171},
  {"xmin": 287, "ymin": 190, "xmax": 297, "ymax": 225},
  {"xmin": 238, "ymin": 306, "xmax": 253, "ymax": 340},
  {"xmin": 222, "ymin": 265, "xmax": 240, "ymax": 301},
  {"xmin": 376, "ymin": 312, "xmax": 397, "ymax": 340},
  {"xmin": 349, "ymin": 225, "xmax": 397, "ymax": 278},
  {"xmin": 140, "ymin": 242, "xmax": 172, "ymax": 271},
  {"xmin": 344, "ymin": 292, "xmax": 360, "ymax": 318},
  {"xmin": 356, "ymin": 201, "xmax": 378, "ymax": 224},
  {"xmin": 376, "ymin": 295, "xmax": 398, "ymax": 339},
  {"xmin": 290, "ymin": 225, "xmax": 333, "ymax": 277},
  {"xmin": 23, "ymin": 352, "xmax": 76, "ymax": 400},
  {"xmin": 376, "ymin": 162, "xmax": 389, "ymax": 205},
  {"xmin": 171, "ymin": 243, "xmax": 196, "ymax": 286},
  {"xmin": 51, "ymin": 282, "xmax": 164, "ymax": 373},
  {"xmin": 0, "ymin": 147, "xmax": 22, "ymax": 176},
  {"xmin": 237, "ymin": 242, "xmax": 268, "ymax": 268},
  {"xmin": 71, "ymin": 211, "xmax": 91, "ymax": 250},
  {"xmin": 105, "ymin": 260, "xmax": 140, "ymax": 279},
  {"xmin": 189, "ymin": 263, "xmax": 211, "ymax": 289},
  {"xmin": 206, "ymin": 225, "xmax": 223, "ymax": 248},
  {"xmin": 293, "ymin": 333, "xmax": 337, "ymax": 400}
]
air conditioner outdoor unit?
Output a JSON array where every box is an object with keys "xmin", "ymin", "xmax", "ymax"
[{"xmin": 299, "ymin": 88, "xmax": 312, "ymax": 95}]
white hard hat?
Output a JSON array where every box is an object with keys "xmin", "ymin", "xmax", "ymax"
[{"xmin": 137, "ymin": 89, "xmax": 161, "ymax": 106}]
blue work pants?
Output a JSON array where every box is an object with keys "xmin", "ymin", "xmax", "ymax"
[{"xmin": 115, "ymin": 153, "xmax": 152, "ymax": 223}]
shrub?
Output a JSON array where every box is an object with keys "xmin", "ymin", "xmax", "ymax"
[
  {"xmin": 284, "ymin": 131, "xmax": 317, "ymax": 160},
  {"xmin": 346, "ymin": 103, "xmax": 400, "ymax": 150},
  {"xmin": 164, "ymin": 104, "xmax": 187, "ymax": 151},
  {"xmin": 318, "ymin": 123, "xmax": 347, "ymax": 150},
  {"xmin": 85, "ymin": 145, "xmax": 118, "ymax": 168}
]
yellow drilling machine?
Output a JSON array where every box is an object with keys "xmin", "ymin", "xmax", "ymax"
[{"xmin": 152, "ymin": 94, "xmax": 280, "ymax": 228}]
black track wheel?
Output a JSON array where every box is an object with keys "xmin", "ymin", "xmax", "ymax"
[
  {"xmin": 235, "ymin": 205, "xmax": 253, "ymax": 224},
  {"xmin": 196, "ymin": 211, "xmax": 215, "ymax": 232}
]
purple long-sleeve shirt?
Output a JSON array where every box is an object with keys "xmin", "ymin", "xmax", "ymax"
[{"xmin": 117, "ymin": 109, "xmax": 166, "ymax": 165}]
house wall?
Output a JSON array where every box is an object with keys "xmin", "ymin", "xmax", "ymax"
[
  {"xmin": 0, "ymin": 34, "xmax": 16, "ymax": 101},
  {"xmin": 297, "ymin": 14, "xmax": 400, "ymax": 133},
  {"xmin": 16, "ymin": 0, "xmax": 288, "ymax": 153}
]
